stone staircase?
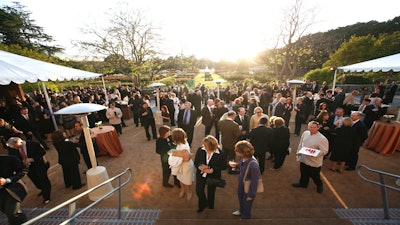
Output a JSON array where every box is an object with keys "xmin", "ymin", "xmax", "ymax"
[{"xmin": 1, "ymin": 207, "xmax": 399, "ymax": 225}]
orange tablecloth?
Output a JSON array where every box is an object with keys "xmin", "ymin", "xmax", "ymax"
[
  {"xmin": 364, "ymin": 120, "xmax": 400, "ymax": 156},
  {"xmin": 91, "ymin": 126, "xmax": 123, "ymax": 157}
]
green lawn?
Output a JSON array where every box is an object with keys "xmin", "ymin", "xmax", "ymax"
[{"xmin": 193, "ymin": 73, "xmax": 230, "ymax": 87}]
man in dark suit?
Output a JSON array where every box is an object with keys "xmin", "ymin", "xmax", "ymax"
[
  {"xmin": 177, "ymin": 102, "xmax": 197, "ymax": 146},
  {"xmin": 6, "ymin": 137, "xmax": 51, "ymax": 204},
  {"xmin": 234, "ymin": 107, "xmax": 249, "ymax": 141},
  {"xmin": 347, "ymin": 111, "xmax": 368, "ymax": 171},
  {"xmin": 248, "ymin": 117, "xmax": 273, "ymax": 174},
  {"xmin": 13, "ymin": 107, "xmax": 49, "ymax": 150},
  {"xmin": 363, "ymin": 97, "xmax": 386, "ymax": 129},
  {"xmin": 0, "ymin": 154, "xmax": 28, "ymax": 224},
  {"xmin": 332, "ymin": 87, "xmax": 345, "ymax": 111},
  {"xmin": 218, "ymin": 111, "xmax": 241, "ymax": 174},
  {"xmin": 383, "ymin": 81, "xmax": 398, "ymax": 104},
  {"xmin": 273, "ymin": 97, "xmax": 286, "ymax": 117},
  {"xmin": 162, "ymin": 94, "xmax": 176, "ymax": 126},
  {"xmin": 201, "ymin": 99, "xmax": 215, "ymax": 136}
]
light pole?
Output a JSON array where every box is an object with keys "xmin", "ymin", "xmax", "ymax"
[
  {"xmin": 148, "ymin": 82, "xmax": 166, "ymax": 125},
  {"xmin": 55, "ymin": 103, "xmax": 113, "ymax": 201},
  {"xmin": 213, "ymin": 79, "xmax": 225, "ymax": 99}
]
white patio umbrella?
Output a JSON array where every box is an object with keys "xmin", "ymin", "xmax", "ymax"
[
  {"xmin": 54, "ymin": 103, "xmax": 112, "ymax": 201},
  {"xmin": 148, "ymin": 82, "xmax": 166, "ymax": 111}
]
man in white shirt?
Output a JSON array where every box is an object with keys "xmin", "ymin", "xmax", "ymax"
[{"xmin": 292, "ymin": 121, "xmax": 329, "ymax": 193}]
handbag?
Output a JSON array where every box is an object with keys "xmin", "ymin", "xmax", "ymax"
[
  {"xmin": 243, "ymin": 160, "xmax": 264, "ymax": 194},
  {"xmin": 206, "ymin": 177, "xmax": 226, "ymax": 188}
]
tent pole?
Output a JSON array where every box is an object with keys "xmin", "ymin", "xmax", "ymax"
[
  {"xmin": 332, "ymin": 69, "xmax": 338, "ymax": 93},
  {"xmin": 101, "ymin": 75, "xmax": 109, "ymax": 105},
  {"xmin": 42, "ymin": 82, "xmax": 58, "ymax": 131}
]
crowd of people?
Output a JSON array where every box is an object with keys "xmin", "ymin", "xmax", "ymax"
[{"xmin": 0, "ymin": 79, "xmax": 398, "ymax": 223}]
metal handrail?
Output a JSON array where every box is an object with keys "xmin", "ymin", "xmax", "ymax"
[
  {"xmin": 23, "ymin": 168, "xmax": 132, "ymax": 225},
  {"xmin": 357, "ymin": 165, "xmax": 400, "ymax": 220}
]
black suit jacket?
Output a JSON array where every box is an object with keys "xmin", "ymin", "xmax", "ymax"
[
  {"xmin": 248, "ymin": 125, "xmax": 273, "ymax": 153},
  {"xmin": 201, "ymin": 106, "xmax": 214, "ymax": 127},
  {"xmin": 0, "ymin": 155, "xmax": 28, "ymax": 202},
  {"xmin": 363, "ymin": 104, "xmax": 386, "ymax": 128},
  {"xmin": 8, "ymin": 140, "xmax": 46, "ymax": 169},
  {"xmin": 234, "ymin": 114, "xmax": 250, "ymax": 133},
  {"xmin": 194, "ymin": 147, "xmax": 226, "ymax": 179},
  {"xmin": 54, "ymin": 141, "xmax": 81, "ymax": 167},
  {"xmin": 352, "ymin": 120, "xmax": 368, "ymax": 147},
  {"xmin": 177, "ymin": 109, "xmax": 197, "ymax": 128},
  {"xmin": 274, "ymin": 102, "xmax": 285, "ymax": 117},
  {"xmin": 13, "ymin": 113, "xmax": 38, "ymax": 134}
]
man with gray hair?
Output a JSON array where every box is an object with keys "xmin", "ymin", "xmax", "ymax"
[
  {"xmin": 218, "ymin": 111, "xmax": 241, "ymax": 174},
  {"xmin": 177, "ymin": 102, "xmax": 197, "ymax": 146},
  {"xmin": 346, "ymin": 111, "xmax": 368, "ymax": 171}
]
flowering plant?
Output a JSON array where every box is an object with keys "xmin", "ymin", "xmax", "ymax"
[
  {"xmin": 95, "ymin": 121, "xmax": 103, "ymax": 129},
  {"xmin": 383, "ymin": 114, "xmax": 394, "ymax": 123}
]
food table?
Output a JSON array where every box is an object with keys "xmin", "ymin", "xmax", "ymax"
[
  {"xmin": 364, "ymin": 120, "xmax": 400, "ymax": 156},
  {"xmin": 91, "ymin": 126, "xmax": 123, "ymax": 157}
]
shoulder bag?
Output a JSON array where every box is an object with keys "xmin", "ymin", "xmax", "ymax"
[{"xmin": 243, "ymin": 160, "xmax": 264, "ymax": 194}]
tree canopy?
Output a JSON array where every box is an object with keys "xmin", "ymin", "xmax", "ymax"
[{"xmin": 0, "ymin": 2, "xmax": 62, "ymax": 56}]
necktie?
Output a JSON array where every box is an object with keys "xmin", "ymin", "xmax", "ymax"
[
  {"xmin": 19, "ymin": 148, "xmax": 29, "ymax": 164},
  {"xmin": 184, "ymin": 110, "xmax": 189, "ymax": 125}
]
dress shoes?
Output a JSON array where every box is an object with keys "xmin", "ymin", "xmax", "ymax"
[
  {"xmin": 73, "ymin": 183, "xmax": 86, "ymax": 190},
  {"xmin": 43, "ymin": 199, "xmax": 50, "ymax": 204},
  {"xmin": 292, "ymin": 183, "xmax": 307, "ymax": 188},
  {"xmin": 317, "ymin": 185, "xmax": 323, "ymax": 194},
  {"xmin": 345, "ymin": 167, "xmax": 355, "ymax": 171},
  {"xmin": 197, "ymin": 206, "xmax": 207, "ymax": 213},
  {"xmin": 163, "ymin": 183, "xmax": 174, "ymax": 188}
]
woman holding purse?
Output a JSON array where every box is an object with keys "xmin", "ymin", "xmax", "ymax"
[
  {"xmin": 230, "ymin": 140, "xmax": 261, "ymax": 220},
  {"xmin": 194, "ymin": 135, "xmax": 226, "ymax": 213}
]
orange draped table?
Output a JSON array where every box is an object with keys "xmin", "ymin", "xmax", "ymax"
[
  {"xmin": 364, "ymin": 120, "xmax": 400, "ymax": 156},
  {"xmin": 91, "ymin": 126, "xmax": 123, "ymax": 157}
]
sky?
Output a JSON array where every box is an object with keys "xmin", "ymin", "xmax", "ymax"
[{"xmin": 1, "ymin": 0, "xmax": 399, "ymax": 61}]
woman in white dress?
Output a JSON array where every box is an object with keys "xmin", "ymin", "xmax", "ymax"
[
  {"xmin": 171, "ymin": 128, "xmax": 195, "ymax": 200},
  {"xmin": 170, "ymin": 92, "xmax": 180, "ymax": 122}
]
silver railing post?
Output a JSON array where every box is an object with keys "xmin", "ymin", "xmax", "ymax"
[
  {"xmin": 118, "ymin": 175, "xmax": 122, "ymax": 219},
  {"xmin": 68, "ymin": 202, "xmax": 76, "ymax": 225},
  {"xmin": 379, "ymin": 174, "xmax": 390, "ymax": 219}
]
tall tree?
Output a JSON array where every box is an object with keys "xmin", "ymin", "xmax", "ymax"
[
  {"xmin": 276, "ymin": 0, "xmax": 316, "ymax": 79},
  {"xmin": 78, "ymin": 2, "xmax": 161, "ymax": 84},
  {"xmin": 0, "ymin": 2, "xmax": 62, "ymax": 56}
]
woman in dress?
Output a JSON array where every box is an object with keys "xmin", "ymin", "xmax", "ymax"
[
  {"xmin": 330, "ymin": 117, "xmax": 357, "ymax": 173},
  {"xmin": 160, "ymin": 105, "xmax": 170, "ymax": 125},
  {"xmin": 170, "ymin": 92, "xmax": 180, "ymax": 122},
  {"xmin": 51, "ymin": 130, "xmax": 84, "ymax": 190},
  {"xmin": 194, "ymin": 135, "xmax": 226, "ymax": 213},
  {"xmin": 271, "ymin": 117, "xmax": 290, "ymax": 170},
  {"xmin": 294, "ymin": 97, "xmax": 307, "ymax": 136},
  {"xmin": 230, "ymin": 140, "xmax": 261, "ymax": 220},
  {"xmin": 283, "ymin": 97, "xmax": 293, "ymax": 128},
  {"xmin": 171, "ymin": 128, "xmax": 195, "ymax": 200}
]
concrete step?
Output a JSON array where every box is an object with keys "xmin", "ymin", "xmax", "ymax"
[
  {"xmin": 334, "ymin": 208, "xmax": 400, "ymax": 225},
  {"xmin": 156, "ymin": 208, "xmax": 352, "ymax": 225},
  {"xmin": 0, "ymin": 208, "xmax": 160, "ymax": 225}
]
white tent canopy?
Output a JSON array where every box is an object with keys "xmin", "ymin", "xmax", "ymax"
[
  {"xmin": 0, "ymin": 50, "xmax": 103, "ymax": 130},
  {"xmin": 332, "ymin": 53, "xmax": 400, "ymax": 92},
  {"xmin": 337, "ymin": 53, "xmax": 400, "ymax": 73},
  {"xmin": 0, "ymin": 50, "xmax": 102, "ymax": 85}
]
